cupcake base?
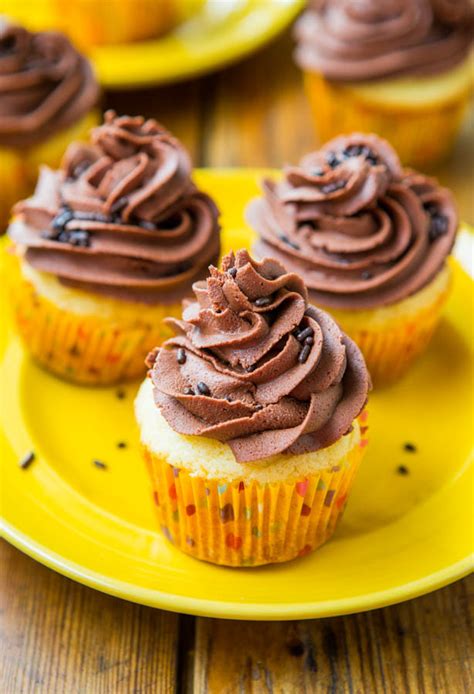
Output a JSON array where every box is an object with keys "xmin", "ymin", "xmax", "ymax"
[
  {"xmin": 136, "ymin": 378, "xmax": 368, "ymax": 566},
  {"xmin": 303, "ymin": 61, "xmax": 472, "ymax": 168},
  {"xmin": 324, "ymin": 264, "xmax": 452, "ymax": 386},
  {"xmin": 9, "ymin": 257, "xmax": 181, "ymax": 385}
]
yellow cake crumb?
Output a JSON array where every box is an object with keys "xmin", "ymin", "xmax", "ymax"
[{"xmin": 135, "ymin": 377, "xmax": 362, "ymax": 483}]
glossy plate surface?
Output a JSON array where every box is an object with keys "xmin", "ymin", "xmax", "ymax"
[
  {"xmin": 92, "ymin": 0, "xmax": 303, "ymax": 88},
  {"xmin": 1, "ymin": 170, "xmax": 473, "ymax": 620}
]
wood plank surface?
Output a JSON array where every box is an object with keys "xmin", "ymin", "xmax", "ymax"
[
  {"xmin": 193, "ymin": 576, "xmax": 473, "ymax": 694},
  {"xmin": 0, "ymin": 541, "xmax": 179, "ymax": 694},
  {"xmin": 2, "ymin": 25, "xmax": 473, "ymax": 694}
]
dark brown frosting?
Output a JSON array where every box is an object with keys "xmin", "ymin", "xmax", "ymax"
[
  {"xmin": 9, "ymin": 111, "xmax": 221, "ymax": 304},
  {"xmin": 295, "ymin": 0, "xmax": 473, "ymax": 81},
  {"xmin": 147, "ymin": 249, "xmax": 369, "ymax": 463},
  {"xmin": 247, "ymin": 133, "xmax": 458, "ymax": 310},
  {"xmin": 0, "ymin": 18, "xmax": 99, "ymax": 148}
]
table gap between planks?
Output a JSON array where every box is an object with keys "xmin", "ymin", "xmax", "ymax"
[{"xmin": 2, "ymin": 29, "xmax": 473, "ymax": 694}]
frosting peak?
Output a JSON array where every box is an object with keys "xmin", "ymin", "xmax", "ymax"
[
  {"xmin": 247, "ymin": 133, "xmax": 458, "ymax": 309},
  {"xmin": 295, "ymin": 0, "xmax": 473, "ymax": 81},
  {"xmin": 0, "ymin": 18, "xmax": 99, "ymax": 148},
  {"xmin": 10, "ymin": 111, "xmax": 220, "ymax": 303},
  {"xmin": 148, "ymin": 249, "xmax": 370, "ymax": 463}
]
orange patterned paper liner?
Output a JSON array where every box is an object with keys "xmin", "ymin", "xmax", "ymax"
[
  {"xmin": 144, "ymin": 412, "xmax": 368, "ymax": 567},
  {"xmin": 333, "ymin": 282, "xmax": 451, "ymax": 385},
  {"xmin": 12, "ymin": 270, "xmax": 179, "ymax": 385},
  {"xmin": 304, "ymin": 72, "xmax": 470, "ymax": 168}
]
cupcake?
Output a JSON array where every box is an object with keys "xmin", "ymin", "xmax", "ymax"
[
  {"xmin": 294, "ymin": 0, "xmax": 473, "ymax": 167},
  {"xmin": 7, "ymin": 111, "xmax": 220, "ymax": 385},
  {"xmin": 0, "ymin": 18, "xmax": 100, "ymax": 231},
  {"xmin": 247, "ymin": 133, "xmax": 458, "ymax": 385},
  {"xmin": 8, "ymin": 0, "xmax": 180, "ymax": 48},
  {"xmin": 136, "ymin": 249, "xmax": 370, "ymax": 566}
]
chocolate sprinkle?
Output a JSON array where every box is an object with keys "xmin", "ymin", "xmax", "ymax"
[
  {"xmin": 305, "ymin": 336, "xmax": 314, "ymax": 346},
  {"xmin": 298, "ymin": 343, "xmax": 311, "ymax": 364},
  {"xmin": 228, "ymin": 266, "xmax": 237, "ymax": 278},
  {"xmin": 428, "ymin": 214, "xmax": 448, "ymax": 242},
  {"xmin": 93, "ymin": 459, "xmax": 107, "ymax": 470},
  {"xmin": 116, "ymin": 389, "xmax": 126, "ymax": 399},
  {"xmin": 110, "ymin": 196, "xmax": 128, "ymax": 215},
  {"xmin": 184, "ymin": 386, "xmax": 195, "ymax": 395},
  {"xmin": 139, "ymin": 220, "xmax": 157, "ymax": 231},
  {"xmin": 19, "ymin": 451, "xmax": 35, "ymax": 470},
  {"xmin": 278, "ymin": 234, "xmax": 300, "ymax": 250},
  {"xmin": 255, "ymin": 296, "xmax": 271, "ymax": 307},
  {"xmin": 197, "ymin": 382, "xmax": 211, "ymax": 396},
  {"xmin": 321, "ymin": 181, "xmax": 346, "ymax": 194},
  {"xmin": 177, "ymin": 348, "xmax": 187, "ymax": 365},
  {"xmin": 403, "ymin": 442, "xmax": 417, "ymax": 453},
  {"xmin": 117, "ymin": 441, "xmax": 127, "ymax": 449},
  {"xmin": 325, "ymin": 151, "xmax": 339, "ymax": 168},
  {"xmin": 52, "ymin": 209, "xmax": 74, "ymax": 231},
  {"xmin": 297, "ymin": 327, "xmax": 314, "ymax": 342},
  {"xmin": 397, "ymin": 465, "xmax": 409, "ymax": 476}
]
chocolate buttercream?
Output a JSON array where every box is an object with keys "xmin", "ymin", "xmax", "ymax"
[
  {"xmin": 10, "ymin": 111, "xmax": 221, "ymax": 303},
  {"xmin": 147, "ymin": 249, "xmax": 369, "ymax": 463},
  {"xmin": 247, "ymin": 133, "xmax": 458, "ymax": 310},
  {"xmin": 0, "ymin": 18, "xmax": 99, "ymax": 148},
  {"xmin": 295, "ymin": 0, "xmax": 473, "ymax": 81}
]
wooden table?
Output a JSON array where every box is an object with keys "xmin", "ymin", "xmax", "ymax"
[{"xmin": 1, "ymin": 29, "xmax": 473, "ymax": 693}]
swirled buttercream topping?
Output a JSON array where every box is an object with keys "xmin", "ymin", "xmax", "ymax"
[
  {"xmin": 147, "ymin": 249, "xmax": 369, "ymax": 463},
  {"xmin": 10, "ymin": 111, "xmax": 220, "ymax": 303},
  {"xmin": 0, "ymin": 18, "xmax": 99, "ymax": 148},
  {"xmin": 247, "ymin": 133, "xmax": 458, "ymax": 309},
  {"xmin": 295, "ymin": 0, "xmax": 473, "ymax": 81}
]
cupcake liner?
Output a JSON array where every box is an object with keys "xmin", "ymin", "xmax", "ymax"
[
  {"xmin": 0, "ymin": 110, "xmax": 98, "ymax": 232},
  {"xmin": 329, "ymin": 280, "xmax": 451, "ymax": 386},
  {"xmin": 143, "ymin": 414, "xmax": 368, "ymax": 566},
  {"xmin": 49, "ymin": 0, "xmax": 178, "ymax": 47},
  {"xmin": 304, "ymin": 72, "xmax": 470, "ymax": 168},
  {"xmin": 12, "ymin": 270, "xmax": 179, "ymax": 385}
]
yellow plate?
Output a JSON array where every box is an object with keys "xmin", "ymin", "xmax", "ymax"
[
  {"xmin": 1, "ymin": 170, "xmax": 473, "ymax": 620},
  {"xmin": 10, "ymin": 0, "xmax": 304, "ymax": 89}
]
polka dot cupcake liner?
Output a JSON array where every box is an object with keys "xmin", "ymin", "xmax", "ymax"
[
  {"xmin": 143, "ymin": 414, "xmax": 368, "ymax": 567},
  {"xmin": 11, "ymin": 267, "xmax": 179, "ymax": 385},
  {"xmin": 303, "ymin": 71, "xmax": 470, "ymax": 168},
  {"xmin": 330, "ymin": 279, "xmax": 452, "ymax": 386}
]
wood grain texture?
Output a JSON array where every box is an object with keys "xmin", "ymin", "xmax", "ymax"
[
  {"xmin": 1, "ymin": 25, "xmax": 473, "ymax": 694},
  {"xmin": 0, "ymin": 541, "xmax": 179, "ymax": 694},
  {"xmin": 193, "ymin": 576, "xmax": 474, "ymax": 694}
]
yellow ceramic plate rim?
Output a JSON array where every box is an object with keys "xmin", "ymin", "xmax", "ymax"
[
  {"xmin": 91, "ymin": 0, "xmax": 305, "ymax": 88},
  {"xmin": 2, "ymin": 521, "xmax": 472, "ymax": 620},
  {"xmin": 1, "ymin": 169, "xmax": 473, "ymax": 620}
]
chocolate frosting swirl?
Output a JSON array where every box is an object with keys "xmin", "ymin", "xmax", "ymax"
[
  {"xmin": 147, "ymin": 249, "xmax": 369, "ymax": 463},
  {"xmin": 247, "ymin": 133, "xmax": 458, "ymax": 310},
  {"xmin": 0, "ymin": 18, "xmax": 99, "ymax": 148},
  {"xmin": 295, "ymin": 0, "xmax": 473, "ymax": 81},
  {"xmin": 10, "ymin": 111, "xmax": 221, "ymax": 303}
]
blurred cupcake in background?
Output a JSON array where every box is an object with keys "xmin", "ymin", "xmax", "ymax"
[
  {"xmin": 136, "ymin": 249, "xmax": 370, "ymax": 566},
  {"xmin": 5, "ymin": 0, "xmax": 186, "ymax": 49},
  {"xmin": 48, "ymin": 0, "xmax": 179, "ymax": 48},
  {"xmin": 294, "ymin": 0, "xmax": 473, "ymax": 168},
  {"xmin": 0, "ymin": 17, "xmax": 99, "ymax": 231},
  {"xmin": 7, "ymin": 111, "xmax": 220, "ymax": 385},
  {"xmin": 247, "ymin": 133, "xmax": 459, "ymax": 385}
]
